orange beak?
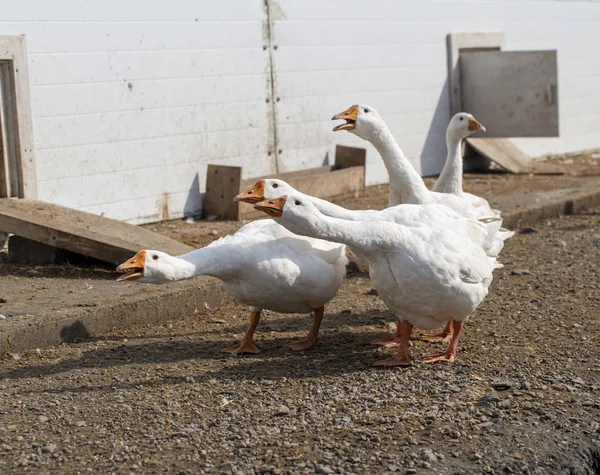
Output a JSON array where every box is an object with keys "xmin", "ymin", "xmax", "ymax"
[
  {"xmin": 468, "ymin": 116, "xmax": 486, "ymax": 132},
  {"xmin": 332, "ymin": 105, "xmax": 358, "ymax": 131},
  {"xmin": 254, "ymin": 196, "xmax": 287, "ymax": 217},
  {"xmin": 116, "ymin": 250, "xmax": 146, "ymax": 281},
  {"xmin": 234, "ymin": 180, "xmax": 265, "ymax": 203}
]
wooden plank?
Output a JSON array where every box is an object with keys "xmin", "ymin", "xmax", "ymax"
[
  {"xmin": 239, "ymin": 166, "xmax": 364, "ymax": 219},
  {"xmin": 240, "ymin": 166, "xmax": 333, "ymax": 189},
  {"xmin": 204, "ymin": 165, "xmax": 242, "ymax": 220},
  {"xmin": 466, "ymin": 138, "xmax": 564, "ymax": 175},
  {"xmin": 0, "ymin": 198, "xmax": 193, "ymax": 265},
  {"xmin": 334, "ymin": 144, "xmax": 367, "ymax": 169}
]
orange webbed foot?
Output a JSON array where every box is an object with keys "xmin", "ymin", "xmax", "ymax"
[
  {"xmin": 288, "ymin": 337, "xmax": 317, "ymax": 351},
  {"xmin": 222, "ymin": 340, "xmax": 261, "ymax": 354},
  {"xmin": 372, "ymin": 354, "xmax": 413, "ymax": 367},
  {"xmin": 422, "ymin": 351, "xmax": 456, "ymax": 364},
  {"xmin": 371, "ymin": 335, "xmax": 413, "ymax": 348},
  {"xmin": 418, "ymin": 332, "xmax": 453, "ymax": 344}
]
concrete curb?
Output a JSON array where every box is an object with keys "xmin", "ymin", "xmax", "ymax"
[
  {"xmin": 2, "ymin": 183, "xmax": 599, "ymax": 355},
  {"xmin": 500, "ymin": 184, "xmax": 600, "ymax": 229},
  {"xmin": 0, "ymin": 277, "xmax": 228, "ymax": 355}
]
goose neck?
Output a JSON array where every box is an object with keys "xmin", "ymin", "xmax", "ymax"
[{"xmin": 369, "ymin": 124, "xmax": 428, "ymax": 203}]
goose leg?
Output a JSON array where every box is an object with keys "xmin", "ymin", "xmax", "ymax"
[
  {"xmin": 373, "ymin": 321, "xmax": 414, "ymax": 367},
  {"xmin": 370, "ymin": 321, "xmax": 403, "ymax": 347},
  {"xmin": 419, "ymin": 321, "xmax": 453, "ymax": 343},
  {"xmin": 371, "ymin": 321, "xmax": 414, "ymax": 348},
  {"xmin": 423, "ymin": 320, "xmax": 464, "ymax": 364},
  {"xmin": 289, "ymin": 306, "xmax": 324, "ymax": 351},
  {"xmin": 222, "ymin": 311, "xmax": 261, "ymax": 354}
]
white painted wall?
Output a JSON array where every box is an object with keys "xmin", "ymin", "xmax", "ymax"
[
  {"xmin": 273, "ymin": 0, "xmax": 600, "ymax": 185},
  {"xmin": 0, "ymin": 1, "xmax": 273, "ymax": 224},
  {"xmin": 1, "ymin": 0, "xmax": 599, "ymax": 223}
]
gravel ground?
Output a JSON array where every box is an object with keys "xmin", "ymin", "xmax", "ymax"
[{"xmin": 1, "ymin": 207, "xmax": 599, "ymax": 474}]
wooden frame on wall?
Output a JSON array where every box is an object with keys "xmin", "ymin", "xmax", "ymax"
[{"xmin": 0, "ymin": 34, "xmax": 36, "ymax": 199}]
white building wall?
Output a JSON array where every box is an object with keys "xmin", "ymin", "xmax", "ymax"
[
  {"xmin": 273, "ymin": 0, "xmax": 600, "ymax": 185},
  {"xmin": 0, "ymin": 0, "xmax": 273, "ymax": 224},
  {"xmin": 1, "ymin": 0, "xmax": 599, "ymax": 223}
]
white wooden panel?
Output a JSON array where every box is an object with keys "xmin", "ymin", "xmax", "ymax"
[
  {"xmin": 0, "ymin": 0, "xmax": 262, "ymax": 21},
  {"xmin": 0, "ymin": 22, "xmax": 262, "ymax": 54},
  {"xmin": 38, "ymin": 162, "xmax": 208, "ymax": 210},
  {"xmin": 34, "ymin": 102, "xmax": 268, "ymax": 150},
  {"xmin": 31, "ymin": 75, "xmax": 268, "ymax": 117},
  {"xmin": 28, "ymin": 50, "xmax": 266, "ymax": 86}
]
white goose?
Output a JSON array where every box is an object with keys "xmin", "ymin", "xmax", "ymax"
[
  {"xmin": 116, "ymin": 219, "xmax": 347, "ymax": 353},
  {"xmin": 433, "ymin": 112, "xmax": 499, "ymax": 216},
  {"xmin": 254, "ymin": 195, "xmax": 502, "ymax": 366},
  {"xmin": 331, "ymin": 105, "xmax": 496, "ymax": 218},
  {"xmin": 236, "ymin": 178, "xmax": 511, "ymax": 346}
]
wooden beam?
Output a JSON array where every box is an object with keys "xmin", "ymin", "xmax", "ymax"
[
  {"xmin": 204, "ymin": 165, "xmax": 242, "ymax": 220},
  {"xmin": 334, "ymin": 144, "xmax": 367, "ymax": 169},
  {"xmin": 0, "ymin": 198, "xmax": 193, "ymax": 265},
  {"xmin": 466, "ymin": 138, "xmax": 563, "ymax": 175}
]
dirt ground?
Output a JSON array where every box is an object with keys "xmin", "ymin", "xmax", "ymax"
[{"xmin": 1, "ymin": 200, "xmax": 599, "ymax": 473}]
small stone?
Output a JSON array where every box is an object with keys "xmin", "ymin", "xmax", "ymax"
[
  {"xmin": 512, "ymin": 452, "xmax": 523, "ymax": 459},
  {"xmin": 478, "ymin": 421, "xmax": 494, "ymax": 429},
  {"xmin": 0, "ymin": 314, "xmax": 6, "ymax": 320},
  {"xmin": 388, "ymin": 464, "xmax": 398, "ymax": 472},
  {"xmin": 341, "ymin": 309, "xmax": 352, "ymax": 315},
  {"xmin": 425, "ymin": 412, "xmax": 437, "ymax": 421},
  {"xmin": 210, "ymin": 230, "xmax": 218, "ymax": 236},
  {"xmin": 209, "ymin": 319, "xmax": 227, "ymax": 324},
  {"xmin": 41, "ymin": 444, "xmax": 56, "ymax": 454},
  {"xmin": 405, "ymin": 470, "xmax": 417, "ymax": 474},
  {"xmin": 571, "ymin": 377, "xmax": 585, "ymax": 386},
  {"xmin": 492, "ymin": 381, "xmax": 514, "ymax": 390},
  {"xmin": 519, "ymin": 227, "xmax": 538, "ymax": 234},
  {"xmin": 557, "ymin": 239, "xmax": 568, "ymax": 247},
  {"xmin": 185, "ymin": 376, "xmax": 195, "ymax": 383},
  {"xmin": 421, "ymin": 450, "xmax": 438, "ymax": 463},
  {"xmin": 511, "ymin": 269, "xmax": 530, "ymax": 276},
  {"xmin": 75, "ymin": 420, "xmax": 86, "ymax": 427},
  {"xmin": 316, "ymin": 466, "xmax": 334, "ymax": 475},
  {"xmin": 38, "ymin": 416, "xmax": 48, "ymax": 423},
  {"xmin": 275, "ymin": 405, "xmax": 290, "ymax": 416},
  {"xmin": 474, "ymin": 453, "xmax": 483, "ymax": 460}
]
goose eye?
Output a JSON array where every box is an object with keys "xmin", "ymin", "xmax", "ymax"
[
  {"xmin": 272, "ymin": 183, "xmax": 278, "ymax": 188},
  {"xmin": 295, "ymin": 200, "xmax": 302, "ymax": 206},
  {"xmin": 152, "ymin": 254, "xmax": 159, "ymax": 260},
  {"xmin": 459, "ymin": 117, "xmax": 464, "ymax": 121},
  {"xmin": 364, "ymin": 108, "xmax": 370, "ymax": 113}
]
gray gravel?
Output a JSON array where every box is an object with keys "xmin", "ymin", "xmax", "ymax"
[{"xmin": 0, "ymin": 209, "xmax": 599, "ymax": 474}]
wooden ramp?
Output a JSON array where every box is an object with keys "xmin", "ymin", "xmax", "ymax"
[
  {"xmin": 466, "ymin": 138, "xmax": 564, "ymax": 175},
  {"xmin": 0, "ymin": 199, "xmax": 193, "ymax": 265}
]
